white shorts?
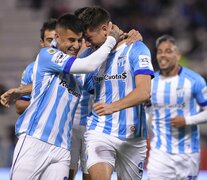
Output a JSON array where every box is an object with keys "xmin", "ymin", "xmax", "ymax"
[
  {"xmin": 147, "ymin": 148, "xmax": 200, "ymax": 180},
  {"xmin": 84, "ymin": 130, "xmax": 147, "ymax": 180},
  {"xmin": 70, "ymin": 125, "xmax": 88, "ymax": 174},
  {"xmin": 10, "ymin": 134, "xmax": 71, "ymax": 180}
]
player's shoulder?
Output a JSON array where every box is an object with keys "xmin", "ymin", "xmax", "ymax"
[
  {"xmin": 26, "ymin": 61, "xmax": 35, "ymax": 69},
  {"xmin": 131, "ymin": 40, "xmax": 148, "ymax": 49},
  {"xmin": 130, "ymin": 40, "xmax": 150, "ymax": 54},
  {"xmin": 40, "ymin": 46, "xmax": 60, "ymax": 56},
  {"xmin": 180, "ymin": 66, "xmax": 204, "ymax": 81},
  {"xmin": 78, "ymin": 47, "xmax": 94, "ymax": 58}
]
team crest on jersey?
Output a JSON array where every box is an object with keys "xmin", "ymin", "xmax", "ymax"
[
  {"xmin": 176, "ymin": 88, "xmax": 184, "ymax": 98},
  {"xmin": 138, "ymin": 55, "xmax": 150, "ymax": 67},
  {"xmin": 117, "ymin": 56, "xmax": 126, "ymax": 67},
  {"xmin": 47, "ymin": 48, "xmax": 56, "ymax": 54},
  {"xmin": 51, "ymin": 52, "xmax": 67, "ymax": 65}
]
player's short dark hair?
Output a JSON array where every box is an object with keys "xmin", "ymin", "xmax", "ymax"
[
  {"xmin": 56, "ymin": 13, "xmax": 84, "ymax": 34},
  {"xmin": 156, "ymin": 34, "xmax": 177, "ymax": 48},
  {"xmin": 78, "ymin": 6, "xmax": 111, "ymax": 30},
  {"xmin": 40, "ymin": 18, "xmax": 57, "ymax": 40},
  {"xmin": 74, "ymin": 7, "xmax": 89, "ymax": 18}
]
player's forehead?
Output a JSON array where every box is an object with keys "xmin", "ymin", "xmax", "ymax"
[
  {"xmin": 157, "ymin": 41, "xmax": 176, "ymax": 50},
  {"xmin": 44, "ymin": 30, "xmax": 55, "ymax": 38}
]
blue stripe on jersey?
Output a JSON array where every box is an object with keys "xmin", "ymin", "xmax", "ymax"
[
  {"xmin": 55, "ymin": 95, "xmax": 72, "ymax": 147},
  {"xmin": 80, "ymin": 90, "xmax": 91, "ymax": 126},
  {"xmin": 63, "ymin": 57, "xmax": 76, "ymax": 73},
  {"xmin": 41, "ymin": 87, "xmax": 65, "ymax": 141},
  {"xmin": 177, "ymin": 76, "xmax": 185, "ymax": 153},
  {"xmin": 189, "ymin": 78, "xmax": 199, "ymax": 152},
  {"xmin": 67, "ymin": 118, "xmax": 73, "ymax": 150},
  {"xmin": 191, "ymin": 125, "xmax": 199, "ymax": 152},
  {"xmin": 118, "ymin": 46, "xmax": 130, "ymax": 138},
  {"xmin": 103, "ymin": 53, "xmax": 115, "ymax": 134},
  {"xmin": 89, "ymin": 72, "xmax": 100, "ymax": 130},
  {"xmin": 28, "ymin": 79, "xmax": 56, "ymax": 135},
  {"xmin": 164, "ymin": 82, "xmax": 172, "ymax": 153},
  {"xmin": 152, "ymin": 77, "xmax": 161, "ymax": 149}
]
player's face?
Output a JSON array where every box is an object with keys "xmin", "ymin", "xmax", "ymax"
[
  {"xmin": 40, "ymin": 30, "xmax": 56, "ymax": 47},
  {"xmin": 56, "ymin": 27, "xmax": 83, "ymax": 56},
  {"xmin": 156, "ymin": 41, "xmax": 180, "ymax": 75},
  {"xmin": 85, "ymin": 24, "xmax": 108, "ymax": 48}
]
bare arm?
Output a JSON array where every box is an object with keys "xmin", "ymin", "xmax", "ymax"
[
  {"xmin": 0, "ymin": 84, "xmax": 32, "ymax": 108},
  {"xmin": 93, "ymin": 75, "xmax": 151, "ymax": 115},
  {"xmin": 15, "ymin": 100, "xmax": 30, "ymax": 115}
]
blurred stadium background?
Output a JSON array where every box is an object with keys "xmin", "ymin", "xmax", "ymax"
[{"xmin": 0, "ymin": 0, "xmax": 206, "ymax": 179}]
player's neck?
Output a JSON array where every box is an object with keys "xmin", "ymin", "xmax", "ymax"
[
  {"xmin": 161, "ymin": 65, "xmax": 180, "ymax": 77},
  {"xmin": 111, "ymin": 39, "xmax": 126, "ymax": 52}
]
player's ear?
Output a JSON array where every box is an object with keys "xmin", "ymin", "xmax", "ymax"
[
  {"xmin": 101, "ymin": 23, "xmax": 108, "ymax": 36},
  {"xmin": 55, "ymin": 33, "xmax": 60, "ymax": 42}
]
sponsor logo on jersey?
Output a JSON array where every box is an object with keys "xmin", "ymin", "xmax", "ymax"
[
  {"xmin": 59, "ymin": 79, "xmax": 81, "ymax": 98},
  {"xmin": 139, "ymin": 55, "xmax": 151, "ymax": 67},
  {"xmin": 47, "ymin": 48, "xmax": 56, "ymax": 54},
  {"xmin": 93, "ymin": 72, "xmax": 127, "ymax": 83},
  {"xmin": 151, "ymin": 103, "xmax": 185, "ymax": 110}
]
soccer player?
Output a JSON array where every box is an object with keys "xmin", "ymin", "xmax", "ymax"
[
  {"xmin": 9, "ymin": 14, "xmax": 121, "ymax": 180},
  {"xmin": 78, "ymin": 7, "xmax": 154, "ymax": 180},
  {"xmin": 146, "ymin": 35, "xmax": 207, "ymax": 180},
  {"xmin": 16, "ymin": 18, "xmax": 57, "ymax": 115}
]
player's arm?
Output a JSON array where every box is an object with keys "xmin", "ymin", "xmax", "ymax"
[
  {"xmin": 16, "ymin": 99, "xmax": 31, "ymax": 115},
  {"xmin": 94, "ymin": 74, "xmax": 151, "ymax": 115},
  {"xmin": 69, "ymin": 23, "xmax": 120, "ymax": 74},
  {"xmin": 0, "ymin": 84, "xmax": 32, "ymax": 108}
]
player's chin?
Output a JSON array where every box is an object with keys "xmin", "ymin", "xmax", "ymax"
[{"xmin": 67, "ymin": 50, "xmax": 77, "ymax": 56}]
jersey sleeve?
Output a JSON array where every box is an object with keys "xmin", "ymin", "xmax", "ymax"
[
  {"xmin": 21, "ymin": 62, "xmax": 34, "ymax": 85},
  {"xmin": 194, "ymin": 75, "xmax": 207, "ymax": 107},
  {"xmin": 19, "ymin": 62, "xmax": 34, "ymax": 101},
  {"xmin": 38, "ymin": 47, "xmax": 76, "ymax": 74},
  {"xmin": 129, "ymin": 41, "xmax": 154, "ymax": 78}
]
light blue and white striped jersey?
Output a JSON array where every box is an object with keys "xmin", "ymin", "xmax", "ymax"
[
  {"xmin": 19, "ymin": 62, "xmax": 34, "ymax": 101},
  {"xmin": 84, "ymin": 41, "xmax": 154, "ymax": 139},
  {"xmin": 16, "ymin": 46, "xmax": 82, "ymax": 150},
  {"xmin": 73, "ymin": 74, "xmax": 93, "ymax": 127},
  {"xmin": 149, "ymin": 67, "xmax": 207, "ymax": 154}
]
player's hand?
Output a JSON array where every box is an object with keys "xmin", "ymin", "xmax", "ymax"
[
  {"xmin": 124, "ymin": 29, "xmax": 143, "ymax": 45},
  {"xmin": 107, "ymin": 22, "xmax": 122, "ymax": 42},
  {"xmin": 93, "ymin": 102, "xmax": 115, "ymax": 116},
  {"xmin": 0, "ymin": 88, "xmax": 21, "ymax": 108},
  {"xmin": 171, "ymin": 116, "xmax": 186, "ymax": 128}
]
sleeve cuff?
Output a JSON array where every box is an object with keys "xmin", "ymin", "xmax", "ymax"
[{"xmin": 63, "ymin": 57, "xmax": 76, "ymax": 73}]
